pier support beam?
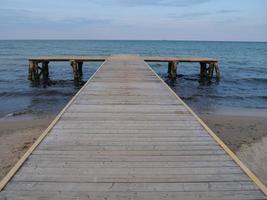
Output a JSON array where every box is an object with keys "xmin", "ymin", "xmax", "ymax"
[
  {"xmin": 77, "ymin": 61, "xmax": 83, "ymax": 77},
  {"xmin": 168, "ymin": 61, "xmax": 178, "ymax": 79},
  {"xmin": 200, "ymin": 62, "xmax": 220, "ymax": 81},
  {"xmin": 42, "ymin": 61, "xmax": 49, "ymax": 81},
  {"xmin": 70, "ymin": 60, "xmax": 82, "ymax": 80},
  {"xmin": 28, "ymin": 61, "xmax": 40, "ymax": 82},
  {"xmin": 214, "ymin": 62, "xmax": 220, "ymax": 80},
  {"xmin": 208, "ymin": 63, "xmax": 215, "ymax": 80},
  {"xmin": 200, "ymin": 62, "xmax": 208, "ymax": 79},
  {"xmin": 28, "ymin": 61, "xmax": 34, "ymax": 81},
  {"xmin": 28, "ymin": 61, "xmax": 50, "ymax": 82}
]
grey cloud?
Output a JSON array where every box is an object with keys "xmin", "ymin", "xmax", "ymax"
[
  {"xmin": 0, "ymin": 8, "xmax": 31, "ymax": 16},
  {"xmin": 170, "ymin": 9, "xmax": 242, "ymax": 20}
]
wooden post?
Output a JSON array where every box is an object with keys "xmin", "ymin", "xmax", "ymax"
[
  {"xmin": 29, "ymin": 61, "xmax": 40, "ymax": 82},
  {"xmin": 77, "ymin": 61, "xmax": 83, "ymax": 77},
  {"xmin": 214, "ymin": 62, "xmax": 220, "ymax": 81},
  {"xmin": 42, "ymin": 61, "xmax": 49, "ymax": 80},
  {"xmin": 70, "ymin": 60, "xmax": 80, "ymax": 80},
  {"xmin": 168, "ymin": 61, "xmax": 177, "ymax": 79},
  {"xmin": 33, "ymin": 62, "xmax": 40, "ymax": 82},
  {"xmin": 28, "ymin": 61, "xmax": 34, "ymax": 80},
  {"xmin": 208, "ymin": 63, "xmax": 215, "ymax": 80},
  {"xmin": 168, "ymin": 62, "xmax": 171, "ymax": 75},
  {"xmin": 200, "ymin": 62, "xmax": 207, "ymax": 79}
]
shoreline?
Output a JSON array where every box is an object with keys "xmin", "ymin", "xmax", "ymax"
[{"xmin": 0, "ymin": 107, "xmax": 266, "ymax": 185}]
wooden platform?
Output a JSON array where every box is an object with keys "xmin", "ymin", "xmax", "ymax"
[
  {"xmin": 1, "ymin": 55, "xmax": 266, "ymax": 199},
  {"xmin": 28, "ymin": 55, "xmax": 220, "ymax": 81}
]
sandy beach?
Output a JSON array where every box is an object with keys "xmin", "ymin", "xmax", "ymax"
[
  {"xmin": 0, "ymin": 115, "xmax": 54, "ymax": 180},
  {"xmin": 201, "ymin": 109, "xmax": 267, "ymax": 185},
  {"xmin": 0, "ymin": 108, "xmax": 266, "ymax": 186}
]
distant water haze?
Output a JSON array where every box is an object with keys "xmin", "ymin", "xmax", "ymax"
[{"xmin": 0, "ymin": 40, "xmax": 266, "ymax": 117}]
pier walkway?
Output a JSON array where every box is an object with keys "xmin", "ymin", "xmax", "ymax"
[{"xmin": 0, "ymin": 55, "xmax": 266, "ymax": 199}]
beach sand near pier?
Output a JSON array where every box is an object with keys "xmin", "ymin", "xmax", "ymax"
[
  {"xmin": 201, "ymin": 109, "xmax": 267, "ymax": 185},
  {"xmin": 0, "ymin": 109, "xmax": 266, "ymax": 185},
  {"xmin": 0, "ymin": 115, "xmax": 54, "ymax": 180}
]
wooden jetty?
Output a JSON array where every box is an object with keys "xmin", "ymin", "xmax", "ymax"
[
  {"xmin": 1, "ymin": 55, "xmax": 266, "ymax": 199},
  {"xmin": 28, "ymin": 55, "xmax": 220, "ymax": 81}
]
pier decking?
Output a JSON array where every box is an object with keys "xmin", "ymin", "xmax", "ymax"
[
  {"xmin": 28, "ymin": 55, "xmax": 220, "ymax": 81},
  {"xmin": 1, "ymin": 55, "xmax": 266, "ymax": 199}
]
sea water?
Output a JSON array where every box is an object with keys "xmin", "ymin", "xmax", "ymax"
[{"xmin": 0, "ymin": 40, "xmax": 266, "ymax": 117}]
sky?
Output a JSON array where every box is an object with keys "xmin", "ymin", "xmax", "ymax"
[{"xmin": 0, "ymin": 0, "xmax": 266, "ymax": 41}]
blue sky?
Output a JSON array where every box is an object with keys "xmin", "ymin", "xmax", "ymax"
[{"xmin": 0, "ymin": 0, "xmax": 266, "ymax": 41}]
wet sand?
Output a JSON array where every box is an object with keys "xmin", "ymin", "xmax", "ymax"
[{"xmin": 0, "ymin": 109, "xmax": 266, "ymax": 186}]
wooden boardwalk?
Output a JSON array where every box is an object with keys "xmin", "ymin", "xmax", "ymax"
[{"xmin": 0, "ymin": 55, "xmax": 266, "ymax": 199}]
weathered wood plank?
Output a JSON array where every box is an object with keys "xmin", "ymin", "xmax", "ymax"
[
  {"xmin": 1, "ymin": 190, "xmax": 264, "ymax": 200},
  {"xmin": 23, "ymin": 160, "xmax": 237, "ymax": 168},
  {"xmin": 13, "ymin": 173, "xmax": 250, "ymax": 183},
  {"xmin": 5, "ymin": 181, "xmax": 258, "ymax": 192}
]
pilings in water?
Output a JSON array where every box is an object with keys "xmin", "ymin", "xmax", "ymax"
[
  {"xmin": 168, "ymin": 61, "xmax": 178, "ymax": 79},
  {"xmin": 28, "ymin": 60, "xmax": 85, "ymax": 83},
  {"xmin": 199, "ymin": 62, "xmax": 220, "ymax": 81},
  {"xmin": 28, "ymin": 56, "xmax": 220, "ymax": 84},
  {"xmin": 70, "ymin": 60, "xmax": 83, "ymax": 80},
  {"xmin": 167, "ymin": 61, "xmax": 220, "ymax": 81},
  {"xmin": 28, "ymin": 61, "xmax": 49, "ymax": 82}
]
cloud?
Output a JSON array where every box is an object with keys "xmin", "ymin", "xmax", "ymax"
[
  {"xmin": 0, "ymin": 8, "xmax": 33, "ymax": 20},
  {"xmin": 58, "ymin": 18, "xmax": 112, "ymax": 26},
  {"xmin": 0, "ymin": 8, "xmax": 111, "ymax": 28},
  {"xmin": 90, "ymin": 0, "xmax": 211, "ymax": 7},
  {"xmin": 170, "ymin": 9, "xmax": 242, "ymax": 20}
]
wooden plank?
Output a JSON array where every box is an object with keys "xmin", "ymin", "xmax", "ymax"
[
  {"xmin": 13, "ymin": 173, "xmax": 250, "ymax": 183},
  {"xmin": 23, "ymin": 160, "xmax": 237, "ymax": 169},
  {"xmin": 17, "ymin": 166, "xmax": 243, "ymax": 176},
  {"xmin": 32, "ymin": 149, "xmax": 225, "ymax": 156},
  {"xmin": 5, "ymin": 181, "xmax": 259, "ymax": 192},
  {"xmin": 1, "ymin": 191, "xmax": 264, "ymax": 200},
  {"xmin": 29, "ymin": 55, "xmax": 107, "ymax": 62},
  {"xmin": 144, "ymin": 56, "xmax": 218, "ymax": 62},
  {"xmin": 27, "ymin": 154, "xmax": 232, "ymax": 162}
]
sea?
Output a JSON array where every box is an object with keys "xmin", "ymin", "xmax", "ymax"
[{"xmin": 0, "ymin": 40, "xmax": 266, "ymax": 118}]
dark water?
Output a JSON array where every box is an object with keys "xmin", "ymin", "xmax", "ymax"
[{"xmin": 0, "ymin": 40, "xmax": 267, "ymax": 117}]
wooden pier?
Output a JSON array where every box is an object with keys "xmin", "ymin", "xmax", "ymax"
[
  {"xmin": 1, "ymin": 55, "xmax": 266, "ymax": 199},
  {"xmin": 28, "ymin": 55, "xmax": 220, "ymax": 81}
]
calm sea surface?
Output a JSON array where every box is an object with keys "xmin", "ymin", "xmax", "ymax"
[{"xmin": 0, "ymin": 40, "xmax": 266, "ymax": 117}]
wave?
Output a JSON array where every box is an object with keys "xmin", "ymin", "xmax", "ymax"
[
  {"xmin": 241, "ymin": 77, "xmax": 267, "ymax": 84},
  {"xmin": 226, "ymin": 60, "xmax": 248, "ymax": 65},
  {"xmin": 181, "ymin": 94, "xmax": 267, "ymax": 101},
  {"xmin": 0, "ymin": 90, "xmax": 75, "ymax": 98}
]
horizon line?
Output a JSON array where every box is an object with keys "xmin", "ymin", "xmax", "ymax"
[{"xmin": 0, "ymin": 39, "xmax": 266, "ymax": 43}]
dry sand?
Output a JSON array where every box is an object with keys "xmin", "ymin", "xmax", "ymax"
[
  {"xmin": 0, "ymin": 109, "xmax": 266, "ymax": 186},
  {"xmin": 200, "ymin": 110, "xmax": 267, "ymax": 185},
  {"xmin": 0, "ymin": 115, "xmax": 54, "ymax": 180}
]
